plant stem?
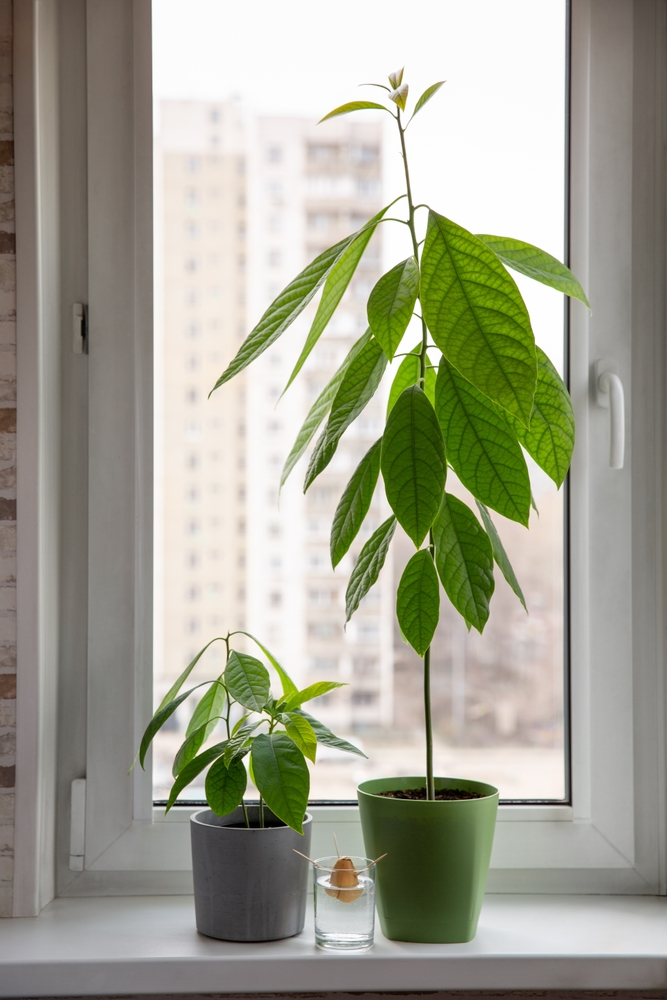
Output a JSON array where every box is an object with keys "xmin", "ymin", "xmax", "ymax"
[
  {"xmin": 223, "ymin": 636, "xmax": 232, "ymax": 739},
  {"xmin": 259, "ymin": 796, "xmax": 265, "ymax": 828},
  {"xmin": 241, "ymin": 799, "xmax": 250, "ymax": 829},
  {"xmin": 424, "ymin": 644, "xmax": 434, "ymax": 798},
  {"xmin": 398, "ymin": 109, "xmax": 436, "ymax": 801},
  {"xmin": 397, "ymin": 109, "xmax": 429, "ymax": 384}
]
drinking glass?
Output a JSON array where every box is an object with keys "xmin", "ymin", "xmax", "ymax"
[{"xmin": 313, "ymin": 855, "xmax": 376, "ymax": 951}]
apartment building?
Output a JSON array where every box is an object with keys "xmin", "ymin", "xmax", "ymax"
[
  {"xmin": 245, "ymin": 114, "xmax": 393, "ymax": 741},
  {"xmin": 154, "ymin": 102, "xmax": 392, "ymax": 796}
]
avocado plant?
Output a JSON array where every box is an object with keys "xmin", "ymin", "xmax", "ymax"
[
  {"xmin": 139, "ymin": 631, "xmax": 365, "ymax": 832},
  {"xmin": 208, "ymin": 69, "xmax": 586, "ymax": 802}
]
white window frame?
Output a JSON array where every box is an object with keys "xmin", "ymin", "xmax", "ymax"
[{"xmin": 11, "ymin": 0, "xmax": 667, "ymax": 914}]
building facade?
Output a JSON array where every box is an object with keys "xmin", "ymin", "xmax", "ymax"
[{"xmin": 155, "ymin": 102, "xmax": 392, "ymax": 798}]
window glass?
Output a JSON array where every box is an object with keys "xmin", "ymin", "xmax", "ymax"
[{"xmin": 152, "ymin": 0, "xmax": 567, "ymax": 803}]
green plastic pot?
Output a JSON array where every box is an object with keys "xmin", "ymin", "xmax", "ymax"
[{"xmin": 357, "ymin": 775, "xmax": 498, "ymax": 943}]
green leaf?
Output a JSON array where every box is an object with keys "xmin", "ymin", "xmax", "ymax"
[
  {"xmin": 223, "ymin": 722, "xmax": 259, "ymax": 767},
  {"xmin": 396, "ymin": 549, "xmax": 440, "ymax": 657},
  {"xmin": 211, "ymin": 235, "xmax": 356, "ymax": 393},
  {"xmin": 165, "ymin": 741, "xmax": 229, "ymax": 812},
  {"xmin": 205, "ymin": 757, "xmax": 248, "ymax": 817},
  {"xmin": 280, "ymin": 329, "xmax": 372, "ymax": 488},
  {"xmin": 283, "ymin": 681, "xmax": 345, "ymax": 711},
  {"xmin": 231, "ymin": 713, "xmax": 251, "ymax": 736},
  {"xmin": 389, "ymin": 84, "xmax": 409, "ymax": 110},
  {"xmin": 283, "ymin": 712, "xmax": 317, "ymax": 763},
  {"xmin": 294, "ymin": 708, "xmax": 368, "ymax": 758},
  {"xmin": 381, "ymin": 385, "xmax": 446, "ymax": 546},
  {"xmin": 157, "ymin": 637, "xmax": 224, "ymax": 712},
  {"xmin": 225, "ymin": 651, "xmax": 270, "ymax": 712},
  {"xmin": 185, "ymin": 679, "xmax": 226, "ymax": 738},
  {"xmin": 367, "ymin": 257, "xmax": 419, "ymax": 360},
  {"xmin": 432, "ymin": 493, "xmax": 495, "ymax": 633},
  {"xmin": 319, "ymin": 101, "xmax": 389, "ymax": 123},
  {"xmin": 251, "ymin": 733, "xmax": 310, "ymax": 833},
  {"xmin": 235, "ymin": 631, "xmax": 298, "ymax": 700},
  {"xmin": 508, "ymin": 347, "xmax": 575, "ymax": 488},
  {"xmin": 139, "ymin": 682, "xmax": 208, "ymax": 769},
  {"xmin": 387, "ymin": 345, "xmax": 436, "ymax": 415},
  {"xmin": 345, "ymin": 516, "xmax": 396, "ymax": 622},
  {"xmin": 435, "ymin": 358, "xmax": 531, "ymax": 526},
  {"xmin": 410, "ymin": 81, "xmax": 446, "ymax": 120},
  {"xmin": 477, "ymin": 234, "xmax": 590, "ymax": 307},
  {"xmin": 283, "ymin": 205, "xmax": 392, "ymax": 393},
  {"xmin": 304, "ymin": 336, "xmax": 387, "ymax": 490},
  {"xmin": 172, "ymin": 713, "xmax": 226, "ymax": 779},
  {"xmin": 421, "ymin": 210, "xmax": 537, "ymax": 426},
  {"xmin": 475, "ymin": 500, "xmax": 527, "ymax": 611},
  {"xmin": 330, "ymin": 438, "xmax": 382, "ymax": 568}
]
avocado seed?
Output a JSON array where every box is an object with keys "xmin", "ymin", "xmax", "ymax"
[{"xmin": 324, "ymin": 856, "xmax": 363, "ymax": 903}]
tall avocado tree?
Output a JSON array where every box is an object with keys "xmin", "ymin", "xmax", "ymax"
[{"xmin": 211, "ymin": 69, "xmax": 586, "ymax": 800}]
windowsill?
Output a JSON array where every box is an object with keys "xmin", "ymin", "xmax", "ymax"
[{"xmin": 2, "ymin": 894, "xmax": 667, "ymax": 996}]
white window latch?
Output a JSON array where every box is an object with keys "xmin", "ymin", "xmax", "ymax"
[{"xmin": 594, "ymin": 359, "xmax": 625, "ymax": 470}]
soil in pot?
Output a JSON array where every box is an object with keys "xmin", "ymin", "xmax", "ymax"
[
  {"xmin": 377, "ymin": 786, "xmax": 482, "ymax": 801},
  {"xmin": 190, "ymin": 805, "xmax": 312, "ymax": 942}
]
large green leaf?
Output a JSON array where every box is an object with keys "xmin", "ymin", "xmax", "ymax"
[
  {"xmin": 477, "ymin": 234, "xmax": 589, "ymax": 307},
  {"xmin": 409, "ymin": 81, "xmax": 446, "ymax": 121},
  {"xmin": 280, "ymin": 329, "xmax": 372, "ymax": 488},
  {"xmin": 396, "ymin": 549, "xmax": 440, "ymax": 657},
  {"xmin": 475, "ymin": 500, "xmax": 527, "ymax": 611},
  {"xmin": 319, "ymin": 101, "xmax": 389, "ymax": 122},
  {"xmin": 304, "ymin": 337, "xmax": 387, "ymax": 490},
  {"xmin": 165, "ymin": 740, "xmax": 229, "ymax": 811},
  {"xmin": 172, "ymin": 709, "xmax": 227, "ymax": 778},
  {"xmin": 294, "ymin": 708, "xmax": 367, "ymax": 758},
  {"xmin": 435, "ymin": 358, "xmax": 531, "ymax": 526},
  {"xmin": 211, "ymin": 235, "xmax": 356, "ymax": 393},
  {"xmin": 421, "ymin": 211, "xmax": 537, "ymax": 426},
  {"xmin": 432, "ymin": 493, "xmax": 495, "ymax": 633},
  {"xmin": 205, "ymin": 757, "xmax": 248, "ymax": 817},
  {"xmin": 508, "ymin": 347, "xmax": 575, "ymax": 488},
  {"xmin": 225, "ymin": 651, "xmax": 270, "ymax": 712},
  {"xmin": 381, "ymin": 385, "xmax": 446, "ymax": 546},
  {"xmin": 387, "ymin": 346, "xmax": 436, "ymax": 415},
  {"xmin": 140, "ymin": 682, "xmax": 209, "ymax": 769},
  {"xmin": 330, "ymin": 438, "xmax": 382, "ymax": 568},
  {"xmin": 283, "ymin": 205, "xmax": 392, "ymax": 393},
  {"xmin": 283, "ymin": 681, "xmax": 345, "ymax": 711},
  {"xmin": 345, "ymin": 516, "xmax": 396, "ymax": 622},
  {"xmin": 185, "ymin": 679, "xmax": 226, "ymax": 739},
  {"xmin": 367, "ymin": 257, "xmax": 419, "ymax": 360},
  {"xmin": 251, "ymin": 733, "xmax": 310, "ymax": 833},
  {"xmin": 235, "ymin": 631, "xmax": 298, "ymax": 700},
  {"xmin": 282, "ymin": 712, "xmax": 317, "ymax": 763}
]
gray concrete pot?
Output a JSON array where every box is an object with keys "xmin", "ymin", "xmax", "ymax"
[{"xmin": 190, "ymin": 805, "xmax": 312, "ymax": 942}]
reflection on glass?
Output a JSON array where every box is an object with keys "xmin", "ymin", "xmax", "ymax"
[{"xmin": 153, "ymin": 0, "xmax": 567, "ymax": 803}]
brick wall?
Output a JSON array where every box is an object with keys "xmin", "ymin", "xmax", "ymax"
[{"xmin": 0, "ymin": 0, "xmax": 15, "ymax": 920}]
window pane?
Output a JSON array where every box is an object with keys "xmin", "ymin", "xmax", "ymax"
[{"xmin": 152, "ymin": 0, "xmax": 568, "ymax": 803}]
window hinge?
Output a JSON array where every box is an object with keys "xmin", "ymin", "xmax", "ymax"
[
  {"xmin": 72, "ymin": 302, "xmax": 88, "ymax": 354},
  {"xmin": 69, "ymin": 778, "xmax": 86, "ymax": 871}
]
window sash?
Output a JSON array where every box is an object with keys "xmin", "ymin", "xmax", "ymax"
[{"xmin": 12, "ymin": 0, "xmax": 667, "ymax": 913}]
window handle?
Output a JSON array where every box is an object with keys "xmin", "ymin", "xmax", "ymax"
[{"xmin": 594, "ymin": 359, "xmax": 625, "ymax": 470}]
